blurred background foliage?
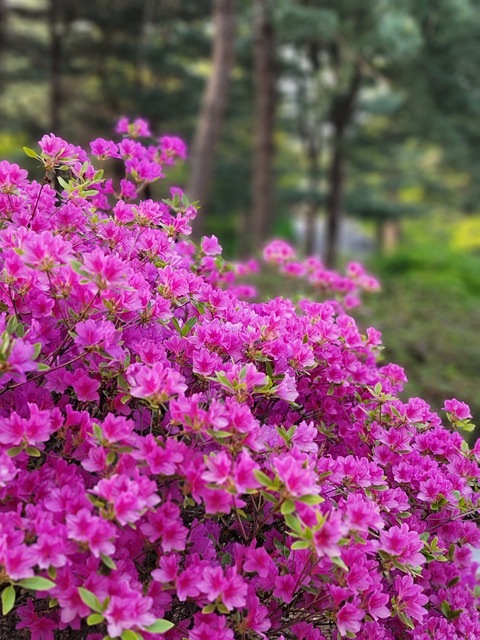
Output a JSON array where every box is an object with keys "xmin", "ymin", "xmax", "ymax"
[{"xmin": 2, "ymin": 0, "xmax": 480, "ymax": 423}]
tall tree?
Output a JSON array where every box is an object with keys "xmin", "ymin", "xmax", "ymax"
[
  {"xmin": 0, "ymin": 0, "xmax": 6, "ymax": 97},
  {"xmin": 325, "ymin": 63, "xmax": 361, "ymax": 267},
  {"xmin": 188, "ymin": 0, "xmax": 236, "ymax": 239},
  {"xmin": 49, "ymin": 0, "xmax": 63, "ymax": 132},
  {"xmin": 250, "ymin": 0, "xmax": 275, "ymax": 251}
]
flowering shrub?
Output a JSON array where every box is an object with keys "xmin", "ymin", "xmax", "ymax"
[{"xmin": 0, "ymin": 120, "xmax": 479, "ymax": 640}]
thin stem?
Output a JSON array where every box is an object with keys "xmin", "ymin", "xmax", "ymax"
[{"xmin": 0, "ymin": 351, "xmax": 86, "ymax": 395}]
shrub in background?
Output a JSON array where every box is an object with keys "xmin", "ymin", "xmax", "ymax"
[{"xmin": 0, "ymin": 120, "xmax": 479, "ymax": 640}]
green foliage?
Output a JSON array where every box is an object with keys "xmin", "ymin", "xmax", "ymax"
[{"xmin": 362, "ymin": 238, "xmax": 480, "ymax": 437}]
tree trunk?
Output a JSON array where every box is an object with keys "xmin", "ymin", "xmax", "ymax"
[
  {"xmin": 325, "ymin": 122, "xmax": 345, "ymax": 268},
  {"xmin": 305, "ymin": 134, "xmax": 321, "ymax": 256},
  {"xmin": 188, "ymin": 0, "xmax": 236, "ymax": 239},
  {"xmin": 324, "ymin": 64, "xmax": 361, "ymax": 268},
  {"xmin": 0, "ymin": 0, "xmax": 7, "ymax": 94},
  {"xmin": 136, "ymin": 0, "xmax": 156, "ymax": 88},
  {"xmin": 49, "ymin": 0, "xmax": 62, "ymax": 133},
  {"xmin": 250, "ymin": 0, "xmax": 275, "ymax": 252}
]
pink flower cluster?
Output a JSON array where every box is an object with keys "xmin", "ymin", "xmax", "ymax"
[
  {"xmin": 0, "ymin": 119, "xmax": 479, "ymax": 640},
  {"xmin": 263, "ymin": 242, "xmax": 380, "ymax": 309}
]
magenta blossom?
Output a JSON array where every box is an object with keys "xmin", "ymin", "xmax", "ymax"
[{"xmin": 443, "ymin": 398, "xmax": 472, "ymax": 421}]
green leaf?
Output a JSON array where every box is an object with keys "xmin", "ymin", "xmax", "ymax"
[
  {"xmin": 23, "ymin": 146, "xmax": 39, "ymax": 159},
  {"xmin": 253, "ymin": 469, "xmax": 274, "ymax": 487},
  {"xmin": 145, "ymin": 619, "xmax": 174, "ymax": 633},
  {"xmin": 260, "ymin": 490, "xmax": 276, "ymax": 503},
  {"xmin": 7, "ymin": 446, "xmax": 23, "ymax": 457},
  {"xmin": 331, "ymin": 556, "xmax": 349, "ymax": 572},
  {"xmin": 447, "ymin": 576, "xmax": 460, "ymax": 588},
  {"xmin": 284, "ymin": 513, "xmax": 302, "ymax": 534},
  {"xmin": 191, "ymin": 299, "xmax": 206, "ymax": 314},
  {"xmin": 17, "ymin": 577, "xmax": 55, "ymax": 591},
  {"xmin": 106, "ymin": 451, "xmax": 117, "ymax": 466},
  {"xmin": 291, "ymin": 540, "xmax": 310, "ymax": 550},
  {"xmin": 181, "ymin": 316, "xmax": 197, "ymax": 336},
  {"xmin": 273, "ymin": 538, "xmax": 290, "ymax": 558},
  {"xmin": 209, "ymin": 429, "xmax": 232, "ymax": 439},
  {"xmin": 6, "ymin": 315, "xmax": 18, "ymax": 334},
  {"xmin": 15, "ymin": 322, "xmax": 25, "ymax": 338},
  {"xmin": 92, "ymin": 423, "xmax": 103, "ymax": 439},
  {"xmin": 397, "ymin": 610, "xmax": 414, "ymax": 629},
  {"xmin": 201, "ymin": 604, "xmax": 216, "ymax": 614},
  {"xmin": 70, "ymin": 260, "xmax": 86, "ymax": 275},
  {"xmin": 87, "ymin": 613, "xmax": 105, "ymax": 625},
  {"xmin": 297, "ymin": 494, "xmax": 324, "ymax": 505},
  {"xmin": 2, "ymin": 585, "xmax": 15, "ymax": 615},
  {"xmin": 217, "ymin": 603, "xmax": 229, "ymax": 614},
  {"xmin": 121, "ymin": 631, "xmax": 141, "ymax": 640},
  {"xmin": 25, "ymin": 446, "xmax": 41, "ymax": 457},
  {"xmin": 78, "ymin": 587, "xmax": 103, "ymax": 612},
  {"xmin": 100, "ymin": 553, "xmax": 117, "ymax": 570},
  {"xmin": 57, "ymin": 176, "xmax": 70, "ymax": 191},
  {"xmin": 281, "ymin": 500, "xmax": 295, "ymax": 515}
]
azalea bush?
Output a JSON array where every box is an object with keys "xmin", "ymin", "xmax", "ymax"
[{"xmin": 0, "ymin": 119, "xmax": 479, "ymax": 640}]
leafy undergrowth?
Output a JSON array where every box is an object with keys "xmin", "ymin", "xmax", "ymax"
[{"xmin": 361, "ymin": 245, "xmax": 480, "ymax": 440}]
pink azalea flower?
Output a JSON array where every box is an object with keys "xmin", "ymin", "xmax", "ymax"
[
  {"xmin": 0, "ymin": 451, "xmax": 18, "ymax": 486},
  {"xmin": 2, "ymin": 545, "xmax": 35, "ymax": 580},
  {"xmin": 313, "ymin": 513, "xmax": 345, "ymax": 558},
  {"xmin": 443, "ymin": 398, "xmax": 472, "ymax": 421},
  {"xmin": 104, "ymin": 592, "xmax": 155, "ymax": 638},
  {"xmin": 66, "ymin": 508, "xmax": 116, "ymax": 557},
  {"xmin": 394, "ymin": 574, "xmax": 429, "ymax": 622},
  {"xmin": 243, "ymin": 546, "xmax": 276, "ymax": 578},
  {"xmin": 16, "ymin": 600, "xmax": 57, "ymax": 640},
  {"xmin": 89, "ymin": 138, "xmax": 120, "ymax": 159},
  {"xmin": 379, "ymin": 524, "xmax": 425, "ymax": 567},
  {"xmin": 72, "ymin": 373, "xmax": 100, "ymax": 402},
  {"xmin": 273, "ymin": 453, "xmax": 318, "ymax": 498},
  {"xmin": 274, "ymin": 574, "xmax": 297, "ymax": 603},
  {"xmin": 0, "ymin": 160, "xmax": 29, "ymax": 193},
  {"xmin": 128, "ymin": 362, "xmax": 187, "ymax": 402},
  {"xmin": 263, "ymin": 239, "xmax": 296, "ymax": 264},
  {"xmin": 188, "ymin": 613, "xmax": 234, "ymax": 640},
  {"xmin": 336, "ymin": 602, "xmax": 365, "ymax": 636}
]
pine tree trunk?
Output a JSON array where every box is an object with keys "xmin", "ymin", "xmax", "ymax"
[
  {"xmin": 0, "ymin": 0, "xmax": 7, "ymax": 94},
  {"xmin": 324, "ymin": 64, "xmax": 361, "ymax": 268},
  {"xmin": 305, "ymin": 135, "xmax": 320, "ymax": 257},
  {"xmin": 325, "ymin": 122, "xmax": 345, "ymax": 268},
  {"xmin": 188, "ymin": 0, "xmax": 236, "ymax": 239},
  {"xmin": 49, "ymin": 0, "xmax": 62, "ymax": 133},
  {"xmin": 251, "ymin": 0, "xmax": 275, "ymax": 252}
]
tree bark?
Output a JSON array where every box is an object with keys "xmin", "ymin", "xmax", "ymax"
[
  {"xmin": 305, "ymin": 134, "xmax": 321, "ymax": 256},
  {"xmin": 0, "ymin": 0, "xmax": 6, "ymax": 94},
  {"xmin": 250, "ymin": 0, "xmax": 275, "ymax": 252},
  {"xmin": 49, "ymin": 0, "xmax": 63, "ymax": 133},
  {"xmin": 325, "ymin": 122, "xmax": 345, "ymax": 268},
  {"xmin": 324, "ymin": 65, "xmax": 361, "ymax": 268},
  {"xmin": 188, "ymin": 0, "xmax": 236, "ymax": 239}
]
